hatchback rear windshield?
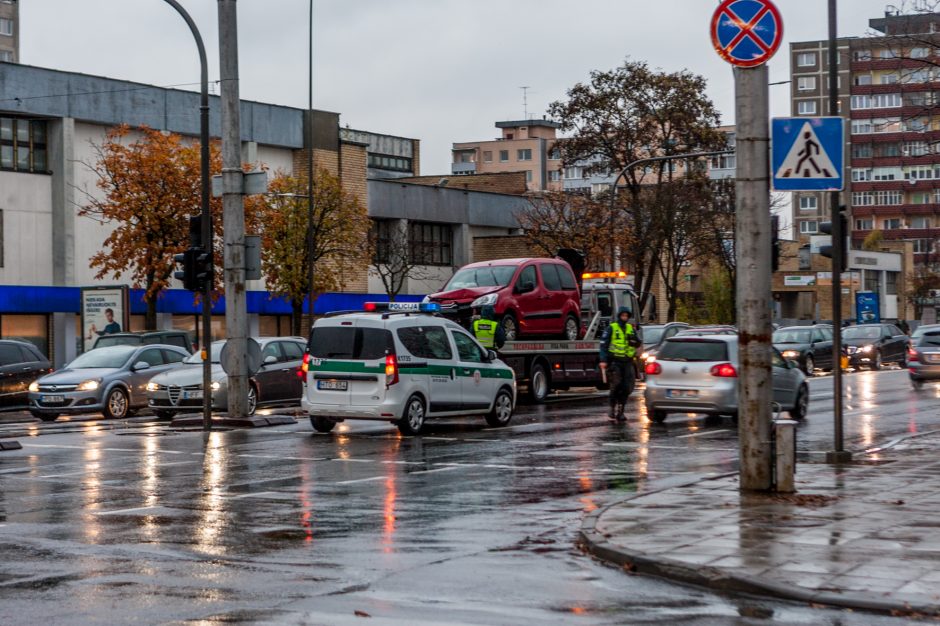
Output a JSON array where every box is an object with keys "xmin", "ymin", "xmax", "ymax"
[
  {"xmin": 309, "ymin": 326, "xmax": 393, "ymax": 360},
  {"xmin": 657, "ymin": 340, "xmax": 729, "ymax": 362},
  {"xmin": 917, "ymin": 332, "xmax": 940, "ymax": 347}
]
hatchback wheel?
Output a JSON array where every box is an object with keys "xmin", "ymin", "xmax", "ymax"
[
  {"xmin": 397, "ymin": 394, "xmax": 426, "ymax": 436},
  {"xmin": 103, "ymin": 387, "xmax": 129, "ymax": 420},
  {"xmin": 485, "ymin": 389, "xmax": 514, "ymax": 427},
  {"xmin": 790, "ymin": 384, "xmax": 809, "ymax": 420},
  {"xmin": 803, "ymin": 354, "xmax": 814, "ymax": 377},
  {"xmin": 246, "ymin": 385, "xmax": 258, "ymax": 416}
]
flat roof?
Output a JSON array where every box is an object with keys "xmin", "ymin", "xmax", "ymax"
[{"xmin": 495, "ymin": 119, "xmax": 561, "ymax": 129}]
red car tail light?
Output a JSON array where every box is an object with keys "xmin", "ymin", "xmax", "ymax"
[
  {"xmin": 644, "ymin": 361, "xmax": 662, "ymax": 375},
  {"xmin": 908, "ymin": 348, "xmax": 919, "ymax": 363},
  {"xmin": 710, "ymin": 363, "xmax": 737, "ymax": 378}
]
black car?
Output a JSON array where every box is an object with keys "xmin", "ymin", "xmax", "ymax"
[
  {"xmin": 93, "ymin": 330, "xmax": 194, "ymax": 353},
  {"xmin": 0, "ymin": 340, "xmax": 53, "ymax": 409},
  {"xmin": 640, "ymin": 322, "xmax": 690, "ymax": 360},
  {"xmin": 773, "ymin": 325, "xmax": 834, "ymax": 376},
  {"xmin": 842, "ymin": 323, "xmax": 908, "ymax": 370}
]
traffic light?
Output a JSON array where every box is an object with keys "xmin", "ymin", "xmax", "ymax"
[
  {"xmin": 174, "ymin": 248, "xmax": 198, "ymax": 291},
  {"xmin": 771, "ymin": 215, "xmax": 781, "ymax": 272},
  {"xmin": 194, "ymin": 249, "xmax": 213, "ymax": 290},
  {"xmin": 819, "ymin": 206, "xmax": 848, "ymax": 269}
]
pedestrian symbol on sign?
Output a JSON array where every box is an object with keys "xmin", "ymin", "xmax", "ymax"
[{"xmin": 772, "ymin": 118, "xmax": 844, "ymax": 191}]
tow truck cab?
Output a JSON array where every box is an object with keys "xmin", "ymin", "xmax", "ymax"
[{"xmin": 578, "ymin": 272, "xmax": 652, "ymax": 339}]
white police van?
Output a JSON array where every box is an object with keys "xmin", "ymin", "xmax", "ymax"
[{"xmin": 302, "ymin": 302, "xmax": 516, "ymax": 435}]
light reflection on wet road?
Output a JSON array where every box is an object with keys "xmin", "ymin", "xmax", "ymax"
[{"xmin": 0, "ymin": 368, "xmax": 931, "ymax": 624}]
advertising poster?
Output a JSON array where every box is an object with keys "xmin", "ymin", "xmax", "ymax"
[
  {"xmin": 855, "ymin": 291, "xmax": 880, "ymax": 325},
  {"xmin": 81, "ymin": 286, "xmax": 129, "ymax": 352}
]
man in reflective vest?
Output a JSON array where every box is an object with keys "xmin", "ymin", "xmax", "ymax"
[
  {"xmin": 599, "ymin": 306, "xmax": 641, "ymax": 421},
  {"xmin": 473, "ymin": 305, "xmax": 505, "ymax": 349}
]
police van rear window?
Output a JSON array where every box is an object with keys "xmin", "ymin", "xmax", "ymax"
[
  {"xmin": 658, "ymin": 340, "xmax": 728, "ymax": 362},
  {"xmin": 308, "ymin": 327, "xmax": 393, "ymax": 360}
]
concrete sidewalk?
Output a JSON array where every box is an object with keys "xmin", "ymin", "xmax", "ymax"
[{"xmin": 581, "ymin": 432, "xmax": 940, "ymax": 617}]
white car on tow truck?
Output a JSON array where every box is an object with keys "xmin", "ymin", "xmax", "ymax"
[{"xmin": 302, "ymin": 302, "xmax": 516, "ymax": 435}]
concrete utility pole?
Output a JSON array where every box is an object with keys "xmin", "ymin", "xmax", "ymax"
[
  {"xmin": 735, "ymin": 64, "xmax": 773, "ymax": 491},
  {"xmin": 218, "ymin": 0, "xmax": 249, "ymax": 417}
]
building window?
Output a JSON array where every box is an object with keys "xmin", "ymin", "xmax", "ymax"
[
  {"xmin": 0, "ymin": 209, "xmax": 3, "ymax": 268},
  {"xmin": 872, "ymin": 167, "xmax": 901, "ymax": 181},
  {"xmin": 799, "ymin": 196, "xmax": 818, "ymax": 211},
  {"xmin": 517, "ymin": 149, "xmax": 532, "ymax": 161},
  {"xmin": 855, "ymin": 218, "xmax": 873, "ymax": 230},
  {"xmin": 0, "ymin": 118, "xmax": 48, "ymax": 173},
  {"xmin": 367, "ymin": 153, "xmax": 413, "ymax": 173},
  {"xmin": 852, "ymin": 168, "xmax": 872, "ymax": 182},
  {"xmin": 548, "ymin": 147, "xmax": 561, "ymax": 160},
  {"xmin": 564, "ymin": 166, "xmax": 583, "ymax": 179},
  {"xmin": 851, "ymin": 119, "xmax": 872, "ymax": 135},
  {"xmin": 499, "ymin": 150, "xmax": 509, "ymax": 162},
  {"xmin": 483, "ymin": 151, "xmax": 493, "ymax": 163},
  {"xmin": 912, "ymin": 216, "xmax": 930, "ymax": 229},
  {"xmin": 800, "ymin": 221, "xmax": 818, "ymax": 234},
  {"xmin": 525, "ymin": 170, "xmax": 533, "ymax": 183},
  {"xmin": 904, "ymin": 140, "xmax": 930, "ymax": 156},
  {"xmin": 548, "ymin": 170, "xmax": 561, "ymax": 182},
  {"xmin": 797, "ymin": 52, "xmax": 816, "ymax": 66},
  {"xmin": 0, "ymin": 18, "xmax": 13, "ymax": 37},
  {"xmin": 879, "ymin": 48, "xmax": 899, "ymax": 59},
  {"xmin": 797, "ymin": 101, "xmax": 817, "ymax": 115},
  {"xmin": 0, "ymin": 51, "xmax": 12, "ymax": 62},
  {"xmin": 853, "ymin": 50, "xmax": 872, "ymax": 61},
  {"xmin": 797, "ymin": 76, "xmax": 816, "ymax": 91},
  {"xmin": 410, "ymin": 222, "xmax": 452, "ymax": 266},
  {"xmin": 854, "ymin": 74, "xmax": 873, "ymax": 86},
  {"xmin": 851, "ymin": 94, "xmax": 902, "ymax": 109},
  {"xmin": 852, "ymin": 143, "xmax": 873, "ymax": 158},
  {"xmin": 911, "ymin": 47, "xmax": 931, "ymax": 59},
  {"xmin": 913, "ymin": 239, "xmax": 931, "ymax": 254},
  {"xmin": 880, "ymin": 73, "xmax": 900, "ymax": 85},
  {"xmin": 883, "ymin": 218, "xmax": 901, "ymax": 230},
  {"xmin": 873, "ymin": 142, "xmax": 900, "ymax": 158},
  {"xmin": 903, "ymin": 117, "xmax": 929, "ymax": 132},
  {"xmin": 371, "ymin": 219, "xmax": 393, "ymax": 264}
]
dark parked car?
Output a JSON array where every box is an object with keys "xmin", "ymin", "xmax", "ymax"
[
  {"xmin": 842, "ymin": 323, "xmax": 908, "ymax": 370},
  {"xmin": 0, "ymin": 340, "xmax": 53, "ymax": 409},
  {"xmin": 773, "ymin": 325, "xmax": 834, "ymax": 376},
  {"xmin": 908, "ymin": 329, "xmax": 940, "ymax": 389},
  {"xmin": 639, "ymin": 322, "xmax": 690, "ymax": 371},
  {"xmin": 93, "ymin": 330, "xmax": 193, "ymax": 352},
  {"xmin": 28, "ymin": 344, "xmax": 190, "ymax": 421}
]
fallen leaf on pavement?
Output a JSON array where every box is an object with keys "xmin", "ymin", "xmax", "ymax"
[{"xmin": 354, "ymin": 610, "xmax": 371, "ymax": 618}]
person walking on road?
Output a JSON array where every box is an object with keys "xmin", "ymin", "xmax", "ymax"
[
  {"xmin": 599, "ymin": 306, "xmax": 641, "ymax": 421},
  {"xmin": 473, "ymin": 304, "xmax": 506, "ymax": 350}
]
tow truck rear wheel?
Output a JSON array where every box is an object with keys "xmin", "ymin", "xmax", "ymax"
[
  {"xmin": 527, "ymin": 363, "xmax": 550, "ymax": 403},
  {"xmin": 310, "ymin": 415, "xmax": 337, "ymax": 433},
  {"xmin": 485, "ymin": 389, "xmax": 514, "ymax": 427},
  {"xmin": 397, "ymin": 394, "xmax": 426, "ymax": 436}
]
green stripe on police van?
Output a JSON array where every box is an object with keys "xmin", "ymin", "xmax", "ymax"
[{"xmin": 309, "ymin": 360, "xmax": 384, "ymax": 374}]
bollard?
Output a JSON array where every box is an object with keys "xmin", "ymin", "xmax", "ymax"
[{"xmin": 774, "ymin": 419, "xmax": 798, "ymax": 493}]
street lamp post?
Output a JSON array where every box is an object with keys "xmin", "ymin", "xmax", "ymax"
[
  {"xmin": 306, "ymin": 0, "xmax": 315, "ymax": 330},
  {"xmin": 161, "ymin": 0, "xmax": 213, "ymax": 431}
]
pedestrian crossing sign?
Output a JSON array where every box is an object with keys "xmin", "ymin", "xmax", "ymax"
[{"xmin": 771, "ymin": 117, "xmax": 844, "ymax": 191}]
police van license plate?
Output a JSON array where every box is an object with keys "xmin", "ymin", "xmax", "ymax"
[
  {"xmin": 666, "ymin": 389, "xmax": 698, "ymax": 399},
  {"xmin": 318, "ymin": 380, "xmax": 348, "ymax": 391}
]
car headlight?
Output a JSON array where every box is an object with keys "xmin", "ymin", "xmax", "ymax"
[
  {"xmin": 146, "ymin": 382, "xmax": 159, "ymax": 392},
  {"xmin": 860, "ymin": 345, "xmax": 873, "ymax": 353},
  {"xmin": 782, "ymin": 350, "xmax": 800, "ymax": 359},
  {"xmin": 28, "ymin": 382, "xmax": 39, "ymax": 393},
  {"xmin": 640, "ymin": 352, "xmax": 650, "ymax": 361},
  {"xmin": 471, "ymin": 293, "xmax": 498, "ymax": 308},
  {"xmin": 77, "ymin": 379, "xmax": 100, "ymax": 391},
  {"xmin": 210, "ymin": 381, "xmax": 221, "ymax": 391}
]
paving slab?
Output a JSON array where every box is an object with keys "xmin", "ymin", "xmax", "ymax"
[{"xmin": 580, "ymin": 433, "xmax": 940, "ymax": 617}]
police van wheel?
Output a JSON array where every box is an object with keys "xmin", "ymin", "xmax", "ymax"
[
  {"xmin": 310, "ymin": 415, "xmax": 337, "ymax": 433},
  {"xmin": 485, "ymin": 389, "xmax": 514, "ymax": 427},
  {"xmin": 527, "ymin": 363, "xmax": 550, "ymax": 403},
  {"xmin": 398, "ymin": 395, "xmax": 426, "ymax": 436}
]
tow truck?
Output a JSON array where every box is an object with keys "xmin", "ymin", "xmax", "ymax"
[{"xmin": 498, "ymin": 272, "xmax": 652, "ymax": 402}]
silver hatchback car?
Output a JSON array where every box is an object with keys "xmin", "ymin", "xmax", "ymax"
[{"xmin": 643, "ymin": 335, "xmax": 808, "ymax": 423}]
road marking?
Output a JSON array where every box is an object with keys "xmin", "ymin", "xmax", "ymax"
[
  {"xmin": 334, "ymin": 475, "xmax": 387, "ymax": 485},
  {"xmin": 21, "ymin": 444, "xmax": 86, "ymax": 449},
  {"xmin": 331, "ymin": 458, "xmax": 374, "ymax": 463},
  {"xmin": 464, "ymin": 438, "xmax": 501, "ymax": 443},
  {"xmin": 95, "ymin": 506, "xmax": 158, "ymax": 516},
  {"xmin": 409, "ymin": 466, "xmax": 461, "ymax": 475},
  {"xmin": 421, "ymin": 436, "xmax": 458, "ymax": 441},
  {"xmin": 238, "ymin": 454, "xmax": 328, "ymax": 461},
  {"xmin": 228, "ymin": 491, "xmax": 279, "ymax": 499},
  {"xmin": 676, "ymin": 429, "xmax": 730, "ymax": 439},
  {"xmin": 382, "ymin": 460, "xmax": 424, "ymax": 465}
]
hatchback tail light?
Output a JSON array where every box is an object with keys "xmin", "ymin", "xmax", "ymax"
[
  {"xmin": 908, "ymin": 348, "xmax": 919, "ymax": 363},
  {"xmin": 385, "ymin": 353, "xmax": 399, "ymax": 386},
  {"xmin": 710, "ymin": 363, "xmax": 737, "ymax": 378},
  {"xmin": 644, "ymin": 361, "xmax": 662, "ymax": 376}
]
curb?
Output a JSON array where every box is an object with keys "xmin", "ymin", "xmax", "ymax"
[
  {"xmin": 170, "ymin": 414, "xmax": 297, "ymax": 429},
  {"xmin": 579, "ymin": 474, "xmax": 940, "ymax": 617}
]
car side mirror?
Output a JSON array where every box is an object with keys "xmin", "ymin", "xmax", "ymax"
[
  {"xmin": 132, "ymin": 361, "xmax": 150, "ymax": 371},
  {"xmin": 263, "ymin": 355, "xmax": 278, "ymax": 365},
  {"xmin": 486, "ymin": 349, "xmax": 498, "ymax": 362}
]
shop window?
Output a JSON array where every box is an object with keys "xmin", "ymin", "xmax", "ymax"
[
  {"xmin": 1, "ymin": 314, "xmax": 49, "ymax": 357},
  {"xmin": 259, "ymin": 315, "xmax": 292, "ymax": 337}
]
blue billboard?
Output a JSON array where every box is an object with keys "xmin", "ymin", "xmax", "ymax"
[{"xmin": 856, "ymin": 292, "xmax": 880, "ymax": 325}]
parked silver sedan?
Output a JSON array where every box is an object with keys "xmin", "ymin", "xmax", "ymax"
[
  {"xmin": 146, "ymin": 337, "xmax": 306, "ymax": 418},
  {"xmin": 28, "ymin": 344, "xmax": 190, "ymax": 421},
  {"xmin": 643, "ymin": 335, "xmax": 808, "ymax": 423}
]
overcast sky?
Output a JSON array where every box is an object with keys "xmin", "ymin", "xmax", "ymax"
[{"xmin": 20, "ymin": 0, "xmax": 901, "ymax": 173}]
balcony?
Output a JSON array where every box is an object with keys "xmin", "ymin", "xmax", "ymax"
[{"xmin": 451, "ymin": 162, "xmax": 476, "ymax": 174}]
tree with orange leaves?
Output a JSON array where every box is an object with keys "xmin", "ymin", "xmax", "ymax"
[
  {"xmin": 79, "ymin": 125, "xmax": 223, "ymax": 330},
  {"xmin": 254, "ymin": 170, "xmax": 370, "ymax": 336}
]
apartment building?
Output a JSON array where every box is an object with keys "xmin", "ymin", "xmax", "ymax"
[
  {"xmin": 0, "ymin": 0, "xmax": 17, "ymax": 63},
  {"xmin": 451, "ymin": 119, "xmax": 562, "ymax": 192}
]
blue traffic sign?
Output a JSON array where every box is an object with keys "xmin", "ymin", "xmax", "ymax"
[
  {"xmin": 772, "ymin": 117, "xmax": 844, "ymax": 191},
  {"xmin": 711, "ymin": 0, "xmax": 783, "ymax": 67}
]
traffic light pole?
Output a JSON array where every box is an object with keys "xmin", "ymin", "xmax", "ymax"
[
  {"xmin": 827, "ymin": 0, "xmax": 851, "ymax": 463},
  {"xmin": 162, "ymin": 0, "xmax": 213, "ymax": 431}
]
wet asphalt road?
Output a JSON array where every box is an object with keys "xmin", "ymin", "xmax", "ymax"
[{"xmin": 0, "ymin": 367, "xmax": 934, "ymax": 625}]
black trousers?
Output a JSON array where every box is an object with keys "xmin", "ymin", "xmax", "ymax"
[{"xmin": 607, "ymin": 358, "xmax": 636, "ymax": 405}]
